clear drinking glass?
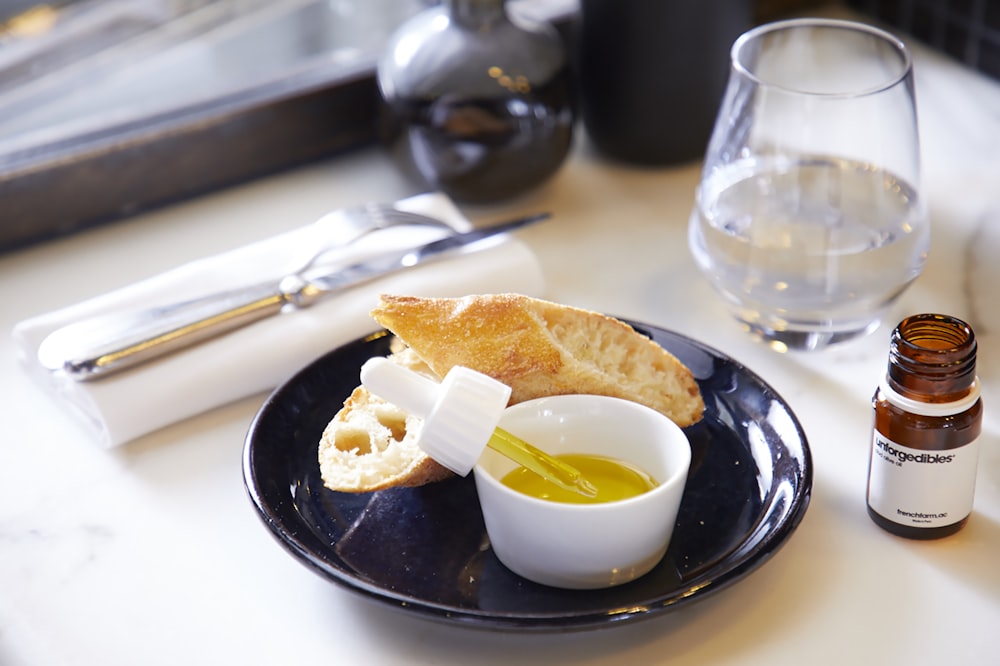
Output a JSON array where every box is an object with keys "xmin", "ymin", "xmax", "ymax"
[{"xmin": 688, "ymin": 19, "xmax": 929, "ymax": 351}]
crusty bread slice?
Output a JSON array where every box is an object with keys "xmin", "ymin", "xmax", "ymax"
[
  {"xmin": 318, "ymin": 347, "xmax": 452, "ymax": 492},
  {"xmin": 319, "ymin": 293, "xmax": 704, "ymax": 493},
  {"xmin": 372, "ymin": 293, "xmax": 704, "ymax": 427}
]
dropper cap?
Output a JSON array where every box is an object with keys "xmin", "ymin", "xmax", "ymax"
[{"xmin": 360, "ymin": 357, "xmax": 512, "ymax": 476}]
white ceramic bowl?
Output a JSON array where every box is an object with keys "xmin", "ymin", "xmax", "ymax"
[{"xmin": 473, "ymin": 395, "xmax": 691, "ymax": 589}]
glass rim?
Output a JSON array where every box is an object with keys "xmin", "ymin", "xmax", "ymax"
[{"xmin": 731, "ymin": 18, "xmax": 913, "ymax": 98}]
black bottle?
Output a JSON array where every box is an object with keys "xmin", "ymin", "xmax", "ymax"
[{"xmin": 576, "ymin": 0, "xmax": 751, "ymax": 165}]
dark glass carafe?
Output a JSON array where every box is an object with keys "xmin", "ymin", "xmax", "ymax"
[{"xmin": 376, "ymin": 0, "xmax": 574, "ymax": 203}]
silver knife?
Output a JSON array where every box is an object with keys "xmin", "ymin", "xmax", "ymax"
[{"xmin": 37, "ymin": 212, "xmax": 550, "ymax": 381}]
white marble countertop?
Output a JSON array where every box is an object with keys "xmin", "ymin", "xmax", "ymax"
[{"xmin": 2, "ymin": 27, "xmax": 999, "ymax": 666}]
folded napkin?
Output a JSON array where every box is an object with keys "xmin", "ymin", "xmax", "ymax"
[{"xmin": 13, "ymin": 193, "xmax": 546, "ymax": 447}]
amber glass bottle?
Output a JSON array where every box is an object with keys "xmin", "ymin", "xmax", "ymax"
[{"xmin": 866, "ymin": 314, "xmax": 983, "ymax": 539}]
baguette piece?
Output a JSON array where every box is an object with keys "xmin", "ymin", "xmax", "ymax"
[
  {"xmin": 319, "ymin": 294, "xmax": 704, "ymax": 493},
  {"xmin": 318, "ymin": 347, "xmax": 453, "ymax": 492},
  {"xmin": 371, "ymin": 294, "xmax": 704, "ymax": 427}
]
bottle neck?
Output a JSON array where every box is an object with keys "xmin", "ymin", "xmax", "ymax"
[
  {"xmin": 886, "ymin": 313, "xmax": 977, "ymax": 402},
  {"xmin": 880, "ymin": 375, "xmax": 981, "ymax": 417},
  {"xmin": 446, "ymin": 0, "xmax": 507, "ymax": 28}
]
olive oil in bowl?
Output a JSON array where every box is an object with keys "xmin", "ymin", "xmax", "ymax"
[{"xmin": 501, "ymin": 453, "xmax": 658, "ymax": 504}]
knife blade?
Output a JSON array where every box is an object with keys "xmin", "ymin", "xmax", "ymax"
[{"xmin": 37, "ymin": 212, "xmax": 550, "ymax": 381}]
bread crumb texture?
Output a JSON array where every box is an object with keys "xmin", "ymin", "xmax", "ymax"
[{"xmin": 318, "ymin": 350, "xmax": 452, "ymax": 492}]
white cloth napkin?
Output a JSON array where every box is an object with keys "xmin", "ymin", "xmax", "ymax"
[{"xmin": 13, "ymin": 193, "xmax": 546, "ymax": 447}]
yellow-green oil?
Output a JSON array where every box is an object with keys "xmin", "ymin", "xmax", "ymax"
[{"xmin": 500, "ymin": 453, "xmax": 658, "ymax": 504}]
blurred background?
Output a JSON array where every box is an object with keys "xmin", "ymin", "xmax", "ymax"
[{"xmin": 1, "ymin": 0, "xmax": 996, "ymax": 252}]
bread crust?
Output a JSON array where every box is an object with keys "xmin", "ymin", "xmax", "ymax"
[{"xmin": 372, "ymin": 294, "xmax": 704, "ymax": 427}]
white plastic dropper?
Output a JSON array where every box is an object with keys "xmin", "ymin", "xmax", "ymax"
[{"xmin": 360, "ymin": 357, "xmax": 597, "ymax": 497}]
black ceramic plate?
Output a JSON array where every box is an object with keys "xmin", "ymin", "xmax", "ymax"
[{"xmin": 243, "ymin": 323, "xmax": 812, "ymax": 631}]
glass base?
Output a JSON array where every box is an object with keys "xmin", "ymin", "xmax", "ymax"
[{"xmin": 735, "ymin": 316, "xmax": 883, "ymax": 352}]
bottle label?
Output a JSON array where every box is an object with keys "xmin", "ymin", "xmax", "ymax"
[{"xmin": 867, "ymin": 431, "xmax": 980, "ymax": 528}]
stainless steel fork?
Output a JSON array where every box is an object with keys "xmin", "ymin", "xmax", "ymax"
[{"xmin": 297, "ymin": 203, "xmax": 453, "ymax": 273}]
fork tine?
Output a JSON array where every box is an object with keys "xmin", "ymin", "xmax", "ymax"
[{"xmin": 301, "ymin": 203, "xmax": 454, "ymax": 274}]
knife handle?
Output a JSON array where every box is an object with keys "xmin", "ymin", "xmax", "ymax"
[{"xmin": 37, "ymin": 282, "xmax": 288, "ymax": 381}]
